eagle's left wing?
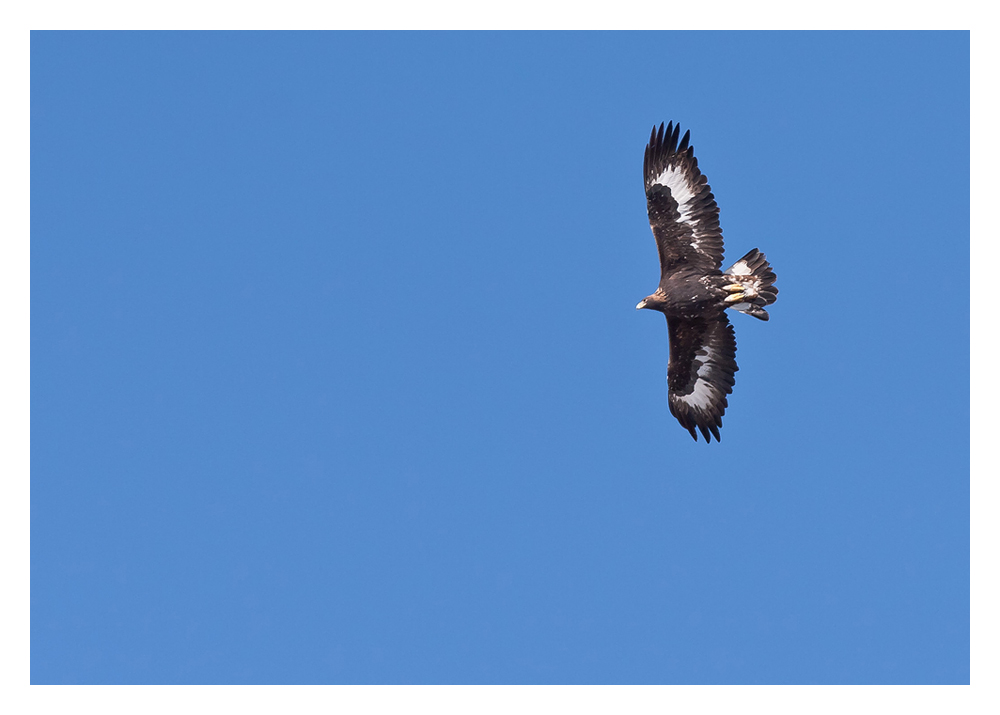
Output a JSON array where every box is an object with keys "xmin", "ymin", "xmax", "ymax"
[
  {"xmin": 644, "ymin": 122, "xmax": 725, "ymax": 277},
  {"xmin": 665, "ymin": 315, "xmax": 738, "ymax": 442}
]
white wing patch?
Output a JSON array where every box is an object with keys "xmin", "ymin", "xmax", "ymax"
[
  {"xmin": 674, "ymin": 348, "xmax": 720, "ymax": 410},
  {"xmin": 651, "ymin": 165, "xmax": 698, "ymax": 228}
]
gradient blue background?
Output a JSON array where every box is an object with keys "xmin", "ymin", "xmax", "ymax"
[{"xmin": 31, "ymin": 31, "xmax": 969, "ymax": 684}]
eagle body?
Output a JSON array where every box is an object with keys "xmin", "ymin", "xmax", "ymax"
[
  {"xmin": 642, "ymin": 269, "xmax": 728, "ymax": 320},
  {"xmin": 636, "ymin": 122, "xmax": 778, "ymax": 442}
]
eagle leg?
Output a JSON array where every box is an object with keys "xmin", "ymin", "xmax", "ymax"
[{"xmin": 723, "ymin": 281, "xmax": 760, "ymax": 305}]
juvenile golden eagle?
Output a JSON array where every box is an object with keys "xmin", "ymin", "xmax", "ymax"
[{"xmin": 636, "ymin": 122, "xmax": 778, "ymax": 442}]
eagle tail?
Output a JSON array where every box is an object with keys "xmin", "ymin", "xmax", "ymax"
[{"xmin": 723, "ymin": 248, "xmax": 778, "ymax": 321}]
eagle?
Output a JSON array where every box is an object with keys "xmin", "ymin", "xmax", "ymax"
[{"xmin": 636, "ymin": 122, "xmax": 777, "ymax": 442}]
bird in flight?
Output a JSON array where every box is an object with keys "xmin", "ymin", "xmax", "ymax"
[{"xmin": 636, "ymin": 122, "xmax": 777, "ymax": 442}]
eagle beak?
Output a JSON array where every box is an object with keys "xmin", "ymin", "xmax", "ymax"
[{"xmin": 635, "ymin": 299, "xmax": 647, "ymax": 310}]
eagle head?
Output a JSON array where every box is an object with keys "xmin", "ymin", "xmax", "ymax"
[{"xmin": 636, "ymin": 293, "xmax": 665, "ymax": 311}]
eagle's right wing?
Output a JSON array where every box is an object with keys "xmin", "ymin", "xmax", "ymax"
[
  {"xmin": 644, "ymin": 122, "xmax": 725, "ymax": 277},
  {"xmin": 665, "ymin": 315, "xmax": 738, "ymax": 442}
]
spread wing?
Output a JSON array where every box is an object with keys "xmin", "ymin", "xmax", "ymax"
[
  {"xmin": 666, "ymin": 315, "xmax": 738, "ymax": 442},
  {"xmin": 644, "ymin": 122, "xmax": 724, "ymax": 276}
]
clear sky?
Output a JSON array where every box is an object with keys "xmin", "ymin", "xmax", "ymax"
[{"xmin": 31, "ymin": 31, "xmax": 969, "ymax": 684}]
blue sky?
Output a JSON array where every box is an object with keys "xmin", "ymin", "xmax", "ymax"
[{"xmin": 31, "ymin": 31, "xmax": 969, "ymax": 684}]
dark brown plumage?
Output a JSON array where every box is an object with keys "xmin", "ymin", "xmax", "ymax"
[{"xmin": 636, "ymin": 122, "xmax": 778, "ymax": 442}]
